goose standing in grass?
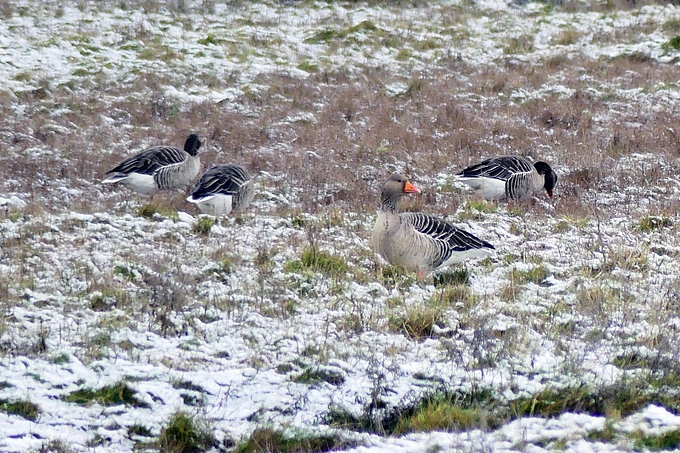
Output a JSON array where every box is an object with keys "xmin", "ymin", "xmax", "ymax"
[
  {"xmin": 186, "ymin": 164, "xmax": 254, "ymax": 217},
  {"xmin": 102, "ymin": 134, "xmax": 202, "ymax": 194},
  {"xmin": 372, "ymin": 174, "xmax": 495, "ymax": 276},
  {"xmin": 456, "ymin": 155, "xmax": 557, "ymax": 201}
]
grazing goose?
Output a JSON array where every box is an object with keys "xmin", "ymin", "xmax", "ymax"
[
  {"xmin": 102, "ymin": 134, "xmax": 202, "ymax": 194},
  {"xmin": 456, "ymin": 155, "xmax": 557, "ymax": 201},
  {"xmin": 372, "ymin": 174, "xmax": 495, "ymax": 275},
  {"xmin": 186, "ymin": 164, "xmax": 254, "ymax": 216}
]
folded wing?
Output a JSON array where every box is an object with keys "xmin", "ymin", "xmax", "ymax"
[
  {"xmin": 106, "ymin": 146, "xmax": 188, "ymax": 177},
  {"xmin": 457, "ymin": 156, "xmax": 533, "ymax": 181},
  {"xmin": 190, "ymin": 165, "xmax": 252, "ymax": 200},
  {"xmin": 402, "ymin": 212, "xmax": 494, "ymax": 269}
]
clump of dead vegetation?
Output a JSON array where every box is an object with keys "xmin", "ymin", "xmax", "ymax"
[{"xmin": 2, "ymin": 1, "xmax": 680, "ymax": 451}]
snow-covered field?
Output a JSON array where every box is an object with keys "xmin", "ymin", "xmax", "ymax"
[{"xmin": 3, "ymin": 0, "xmax": 680, "ymax": 451}]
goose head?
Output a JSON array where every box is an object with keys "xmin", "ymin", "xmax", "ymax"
[
  {"xmin": 533, "ymin": 161, "xmax": 557, "ymax": 198},
  {"xmin": 381, "ymin": 174, "xmax": 420, "ymax": 210},
  {"xmin": 184, "ymin": 134, "xmax": 202, "ymax": 156},
  {"xmin": 383, "ymin": 173, "xmax": 419, "ymax": 196}
]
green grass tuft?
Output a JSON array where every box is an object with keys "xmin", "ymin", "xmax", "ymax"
[
  {"xmin": 393, "ymin": 393, "xmax": 487, "ymax": 434},
  {"xmin": 458, "ymin": 200, "xmax": 496, "ymax": 220},
  {"xmin": 389, "ymin": 304, "xmax": 444, "ymax": 340},
  {"xmin": 325, "ymin": 376, "xmax": 680, "ymax": 438},
  {"xmin": 128, "ymin": 424, "xmax": 153, "ymax": 437},
  {"xmin": 171, "ymin": 380, "xmax": 207, "ymax": 393},
  {"xmin": 284, "ymin": 247, "xmax": 347, "ymax": 276},
  {"xmin": 508, "ymin": 264, "xmax": 550, "ymax": 286},
  {"xmin": 181, "ymin": 393, "xmax": 205, "ymax": 406},
  {"xmin": 297, "ymin": 60, "xmax": 318, "ymax": 73},
  {"xmin": 62, "ymin": 382, "xmax": 149, "ymax": 408},
  {"xmin": 636, "ymin": 215, "xmax": 673, "ymax": 232},
  {"xmin": 510, "ymin": 386, "xmax": 594, "ymax": 418},
  {"xmin": 292, "ymin": 367, "xmax": 345, "ymax": 386},
  {"xmin": 49, "ymin": 353, "xmax": 71, "ymax": 364},
  {"xmin": 466, "ymin": 200, "xmax": 496, "ymax": 213},
  {"xmin": 33, "ymin": 440, "xmax": 75, "ymax": 453},
  {"xmin": 323, "ymin": 406, "xmax": 376, "ymax": 433},
  {"xmin": 377, "ymin": 265, "xmax": 416, "ymax": 288},
  {"xmin": 236, "ymin": 427, "xmax": 351, "ymax": 453},
  {"xmin": 192, "ymin": 216, "xmax": 214, "ymax": 235},
  {"xmin": 552, "ymin": 219, "xmax": 570, "ymax": 233},
  {"xmin": 634, "ymin": 428, "xmax": 680, "ymax": 450},
  {"xmin": 395, "ymin": 49, "xmax": 412, "ymax": 61},
  {"xmin": 435, "ymin": 284, "xmax": 474, "ymax": 307},
  {"xmin": 304, "ymin": 20, "xmax": 380, "ymax": 45},
  {"xmin": 434, "ymin": 268, "xmax": 469, "ymax": 287},
  {"xmin": 137, "ymin": 203, "xmax": 159, "ymax": 219},
  {"xmin": 553, "ymin": 28, "xmax": 580, "ymax": 46},
  {"xmin": 586, "ymin": 420, "xmax": 617, "ymax": 442},
  {"xmin": 136, "ymin": 203, "xmax": 178, "ymax": 221},
  {"xmin": 504, "ymin": 34, "xmax": 534, "ymax": 54},
  {"xmin": 662, "ymin": 36, "xmax": 680, "ymax": 53},
  {"xmin": 198, "ymin": 33, "xmax": 222, "ymax": 45},
  {"xmin": 89, "ymin": 289, "xmax": 127, "ymax": 311},
  {"xmin": 157, "ymin": 412, "xmax": 216, "ymax": 453},
  {"xmin": 327, "ymin": 389, "xmax": 498, "ymax": 435},
  {"xmin": 113, "ymin": 265, "xmax": 135, "ymax": 281},
  {"xmin": 508, "ymin": 381, "xmax": 665, "ymax": 420},
  {"xmin": 0, "ymin": 399, "xmax": 41, "ymax": 421}
]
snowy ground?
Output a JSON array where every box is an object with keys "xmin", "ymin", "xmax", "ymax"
[{"xmin": 2, "ymin": 0, "xmax": 680, "ymax": 452}]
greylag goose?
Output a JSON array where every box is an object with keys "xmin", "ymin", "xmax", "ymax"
[
  {"xmin": 186, "ymin": 164, "xmax": 254, "ymax": 216},
  {"xmin": 456, "ymin": 156, "xmax": 557, "ymax": 201},
  {"xmin": 372, "ymin": 174, "xmax": 495, "ymax": 275},
  {"xmin": 102, "ymin": 134, "xmax": 202, "ymax": 194}
]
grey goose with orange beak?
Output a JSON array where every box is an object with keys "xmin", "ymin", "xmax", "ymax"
[{"xmin": 372, "ymin": 174, "xmax": 495, "ymax": 276}]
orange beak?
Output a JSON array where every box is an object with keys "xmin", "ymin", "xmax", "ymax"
[{"xmin": 404, "ymin": 181, "xmax": 420, "ymax": 194}]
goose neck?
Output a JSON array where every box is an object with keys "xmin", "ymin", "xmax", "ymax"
[{"xmin": 381, "ymin": 192, "xmax": 400, "ymax": 213}]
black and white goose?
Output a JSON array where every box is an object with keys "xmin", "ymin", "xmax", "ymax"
[
  {"xmin": 186, "ymin": 164, "xmax": 254, "ymax": 216},
  {"xmin": 456, "ymin": 156, "xmax": 557, "ymax": 201},
  {"xmin": 102, "ymin": 134, "xmax": 202, "ymax": 194},
  {"xmin": 372, "ymin": 174, "xmax": 495, "ymax": 275}
]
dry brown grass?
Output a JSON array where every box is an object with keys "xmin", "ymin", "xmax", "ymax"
[
  {"xmin": 1, "ymin": 47, "xmax": 678, "ymax": 220},
  {"xmin": 2, "ymin": 3, "xmax": 680, "ymax": 448}
]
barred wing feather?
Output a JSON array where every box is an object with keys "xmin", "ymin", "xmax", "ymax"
[
  {"xmin": 402, "ymin": 212, "xmax": 494, "ymax": 251},
  {"xmin": 190, "ymin": 165, "xmax": 251, "ymax": 199},
  {"xmin": 458, "ymin": 156, "xmax": 533, "ymax": 181},
  {"xmin": 106, "ymin": 146, "xmax": 188, "ymax": 176}
]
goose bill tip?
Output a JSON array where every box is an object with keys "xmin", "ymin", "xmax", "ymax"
[{"xmin": 404, "ymin": 181, "xmax": 420, "ymax": 194}]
